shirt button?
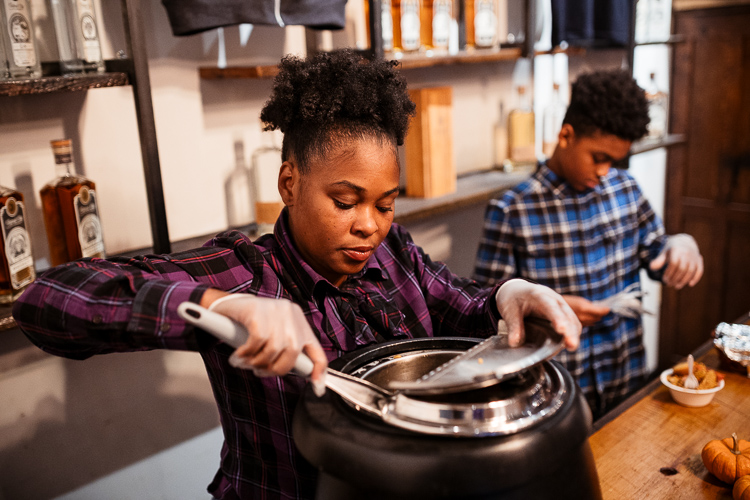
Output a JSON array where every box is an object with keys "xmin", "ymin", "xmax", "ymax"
[
  {"xmin": 92, "ymin": 315, "xmax": 103, "ymax": 324},
  {"xmin": 160, "ymin": 322, "xmax": 171, "ymax": 333}
]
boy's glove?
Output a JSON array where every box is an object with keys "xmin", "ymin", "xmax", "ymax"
[{"xmin": 649, "ymin": 234, "xmax": 703, "ymax": 289}]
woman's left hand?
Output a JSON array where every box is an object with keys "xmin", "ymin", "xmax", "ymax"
[{"xmin": 495, "ymin": 279, "xmax": 582, "ymax": 351}]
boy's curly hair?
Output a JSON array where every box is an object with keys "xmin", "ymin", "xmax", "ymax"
[
  {"xmin": 260, "ymin": 49, "xmax": 416, "ymax": 172},
  {"xmin": 563, "ymin": 69, "xmax": 650, "ymax": 142}
]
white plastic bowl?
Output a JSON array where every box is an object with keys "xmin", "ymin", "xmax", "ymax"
[{"xmin": 660, "ymin": 368, "xmax": 725, "ymax": 407}]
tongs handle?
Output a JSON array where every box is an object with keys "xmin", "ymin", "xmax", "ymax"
[{"xmin": 177, "ymin": 302, "xmax": 315, "ymax": 377}]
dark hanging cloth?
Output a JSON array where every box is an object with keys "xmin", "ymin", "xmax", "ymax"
[
  {"xmin": 161, "ymin": 0, "xmax": 348, "ymax": 36},
  {"xmin": 550, "ymin": 0, "xmax": 632, "ymax": 48}
]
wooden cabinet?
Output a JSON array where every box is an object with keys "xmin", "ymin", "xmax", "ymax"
[{"xmin": 658, "ymin": 4, "xmax": 750, "ymax": 369}]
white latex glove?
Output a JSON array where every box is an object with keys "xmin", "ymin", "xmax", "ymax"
[
  {"xmin": 649, "ymin": 234, "xmax": 703, "ymax": 289},
  {"xmin": 495, "ymin": 279, "xmax": 582, "ymax": 351},
  {"xmin": 208, "ymin": 294, "xmax": 327, "ymax": 396},
  {"xmin": 593, "ymin": 283, "xmax": 652, "ymax": 319}
]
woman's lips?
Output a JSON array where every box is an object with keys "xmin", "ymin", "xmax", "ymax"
[{"xmin": 342, "ymin": 247, "xmax": 373, "ymax": 262}]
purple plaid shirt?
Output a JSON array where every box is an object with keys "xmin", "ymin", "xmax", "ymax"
[{"xmin": 13, "ymin": 209, "xmax": 502, "ymax": 499}]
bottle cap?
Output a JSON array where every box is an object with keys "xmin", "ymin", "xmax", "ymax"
[{"xmin": 51, "ymin": 139, "xmax": 73, "ymax": 164}]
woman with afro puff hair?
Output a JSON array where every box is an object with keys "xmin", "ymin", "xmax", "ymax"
[
  {"xmin": 13, "ymin": 49, "xmax": 581, "ymax": 499},
  {"xmin": 473, "ymin": 69, "xmax": 704, "ymax": 419}
]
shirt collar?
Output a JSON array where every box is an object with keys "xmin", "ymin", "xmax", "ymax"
[
  {"xmin": 537, "ymin": 161, "xmax": 611, "ymax": 198},
  {"xmin": 272, "ymin": 208, "xmax": 388, "ymax": 298}
]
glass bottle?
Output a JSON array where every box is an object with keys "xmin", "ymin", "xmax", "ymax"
[
  {"xmin": 507, "ymin": 85, "xmax": 536, "ymax": 165},
  {"xmin": 493, "ymin": 101, "xmax": 509, "ymax": 170},
  {"xmin": 465, "ymin": 0, "xmax": 497, "ymax": 49},
  {"xmin": 40, "ymin": 139, "xmax": 105, "ymax": 267},
  {"xmin": 49, "ymin": 0, "xmax": 105, "ymax": 75},
  {"xmin": 645, "ymin": 72, "xmax": 668, "ymax": 139},
  {"xmin": 392, "ymin": 0, "xmax": 420, "ymax": 53},
  {"xmin": 0, "ymin": 185, "xmax": 35, "ymax": 303},
  {"xmin": 420, "ymin": 0, "xmax": 452, "ymax": 52},
  {"xmin": 542, "ymin": 83, "xmax": 567, "ymax": 158},
  {"xmin": 364, "ymin": 0, "xmax": 394, "ymax": 53},
  {"xmin": 0, "ymin": 0, "xmax": 42, "ymax": 79},
  {"xmin": 252, "ymin": 134, "xmax": 284, "ymax": 236}
]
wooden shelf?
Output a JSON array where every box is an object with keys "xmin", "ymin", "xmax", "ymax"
[
  {"xmin": 634, "ymin": 35, "xmax": 687, "ymax": 46},
  {"xmin": 0, "ymin": 72, "xmax": 129, "ymax": 97},
  {"xmin": 199, "ymin": 47, "xmax": 526, "ymax": 80},
  {"xmin": 631, "ymin": 133, "xmax": 686, "ymax": 155},
  {"xmin": 394, "ymin": 169, "xmax": 530, "ymax": 224}
]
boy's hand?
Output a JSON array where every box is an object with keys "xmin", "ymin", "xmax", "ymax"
[
  {"xmin": 649, "ymin": 234, "xmax": 704, "ymax": 289},
  {"xmin": 202, "ymin": 292, "xmax": 327, "ymax": 395},
  {"xmin": 495, "ymin": 279, "xmax": 582, "ymax": 351},
  {"xmin": 562, "ymin": 295, "xmax": 610, "ymax": 326}
]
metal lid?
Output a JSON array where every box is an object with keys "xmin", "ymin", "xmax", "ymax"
[{"xmin": 390, "ymin": 316, "xmax": 565, "ymax": 395}]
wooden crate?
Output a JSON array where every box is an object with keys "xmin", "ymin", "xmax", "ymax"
[{"xmin": 404, "ymin": 87, "xmax": 456, "ymax": 198}]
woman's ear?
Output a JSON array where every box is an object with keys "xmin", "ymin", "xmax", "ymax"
[
  {"xmin": 557, "ymin": 124, "xmax": 575, "ymax": 149},
  {"xmin": 278, "ymin": 160, "xmax": 297, "ymax": 206}
]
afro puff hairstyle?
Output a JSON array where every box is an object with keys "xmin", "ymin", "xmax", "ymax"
[
  {"xmin": 563, "ymin": 69, "xmax": 650, "ymax": 142},
  {"xmin": 260, "ymin": 49, "xmax": 416, "ymax": 173}
]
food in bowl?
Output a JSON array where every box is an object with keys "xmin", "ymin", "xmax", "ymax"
[
  {"xmin": 667, "ymin": 360, "xmax": 723, "ymax": 389},
  {"xmin": 660, "ymin": 361, "xmax": 725, "ymax": 407}
]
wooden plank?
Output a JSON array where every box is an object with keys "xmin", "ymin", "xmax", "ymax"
[
  {"xmin": 199, "ymin": 65, "xmax": 280, "ymax": 80},
  {"xmin": 0, "ymin": 73, "xmax": 129, "ymax": 97}
]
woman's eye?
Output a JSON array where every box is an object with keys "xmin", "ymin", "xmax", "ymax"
[
  {"xmin": 377, "ymin": 205, "xmax": 394, "ymax": 213},
  {"xmin": 334, "ymin": 200, "xmax": 354, "ymax": 210}
]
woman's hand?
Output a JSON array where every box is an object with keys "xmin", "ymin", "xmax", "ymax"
[
  {"xmin": 562, "ymin": 295, "xmax": 611, "ymax": 327},
  {"xmin": 201, "ymin": 291, "xmax": 327, "ymax": 395},
  {"xmin": 495, "ymin": 279, "xmax": 582, "ymax": 351}
]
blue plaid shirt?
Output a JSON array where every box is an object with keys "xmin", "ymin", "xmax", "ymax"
[{"xmin": 473, "ymin": 163, "xmax": 667, "ymax": 415}]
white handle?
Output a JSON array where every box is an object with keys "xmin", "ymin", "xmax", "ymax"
[{"xmin": 177, "ymin": 302, "xmax": 314, "ymax": 377}]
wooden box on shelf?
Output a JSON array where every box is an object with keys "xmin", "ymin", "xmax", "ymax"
[{"xmin": 404, "ymin": 87, "xmax": 456, "ymax": 199}]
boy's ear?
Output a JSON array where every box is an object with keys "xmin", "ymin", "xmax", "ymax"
[
  {"xmin": 557, "ymin": 124, "xmax": 575, "ymax": 149},
  {"xmin": 278, "ymin": 160, "xmax": 297, "ymax": 206}
]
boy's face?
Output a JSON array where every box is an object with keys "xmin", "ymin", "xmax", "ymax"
[
  {"xmin": 279, "ymin": 136, "xmax": 400, "ymax": 287},
  {"xmin": 549, "ymin": 125, "xmax": 632, "ymax": 192}
]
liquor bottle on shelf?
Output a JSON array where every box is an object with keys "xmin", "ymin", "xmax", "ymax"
[
  {"xmin": 49, "ymin": 0, "xmax": 105, "ymax": 75},
  {"xmin": 40, "ymin": 139, "xmax": 105, "ymax": 267},
  {"xmin": 507, "ymin": 85, "xmax": 536, "ymax": 166},
  {"xmin": 493, "ymin": 101, "xmax": 509, "ymax": 170},
  {"xmin": 420, "ymin": 0, "xmax": 452, "ymax": 52},
  {"xmin": 364, "ymin": 0, "xmax": 394, "ymax": 53},
  {"xmin": 252, "ymin": 133, "xmax": 284, "ymax": 236},
  {"xmin": 392, "ymin": 0, "xmax": 421, "ymax": 54},
  {"xmin": 0, "ymin": 0, "xmax": 42, "ymax": 79},
  {"xmin": 645, "ymin": 72, "xmax": 668, "ymax": 139},
  {"xmin": 464, "ymin": 0, "xmax": 498, "ymax": 49},
  {"xmin": 542, "ymin": 83, "xmax": 567, "ymax": 158},
  {"xmin": 0, "ymin": 185, "xmax": 35, "ymax": 303}
]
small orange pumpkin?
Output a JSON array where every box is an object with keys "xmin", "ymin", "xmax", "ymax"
[
  {"xmin": 702, "ymin": 433, "xmax": 750, "ymax": 484},
  {"xmin": 734, "ymin": 474, "xmax": 750, "ymax": 500}
]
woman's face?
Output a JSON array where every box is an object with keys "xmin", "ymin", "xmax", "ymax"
[{"xmin": 279, "ymin": 136, "xmax": 400, "ymax": 287}]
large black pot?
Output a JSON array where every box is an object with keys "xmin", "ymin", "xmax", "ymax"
[{"xmin": 293, "ymin": 337, "xmax": 603, "ymax": 500}]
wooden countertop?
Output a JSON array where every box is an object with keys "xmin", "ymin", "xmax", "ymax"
[{"xmin": 590, "ymin": 316, "xmax": 750, "ymax": 499}]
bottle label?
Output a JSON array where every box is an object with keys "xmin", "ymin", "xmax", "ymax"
[
  {"xmin": 76, "ymin": 0, "xmax": 101, "ymax": 63},
  {"xmin": 3, "ymin": 0, "xmax": 37, "ymax": 67},
  {"xmin": 474, "ymin": 0, "xmax": 497, "ymax": 47},
  {"xmin": 73, "ymin": 187, "xmax": 105, "ymax": 259},
  {"xmin": 432, "ymin": 0, "xmax": 451, "ymax": 48},
  {"xmin": 382, "ymin": 0, "xmax": 393, "ymax": 51},
  {"xmin": 400, "ymin": 0, "xmax": 420, "ymax": 51},
  {"xmin": 1, "ymin": 198, "xmax": 35, "ymax": 290}
]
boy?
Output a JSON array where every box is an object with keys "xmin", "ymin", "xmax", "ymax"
[
  {"xmin": 473, "ymin": 69, "xmax": 703, "ymax": 418},
  {"xmin": 13, "ymin": 50, "xmax": 580, "ymax": 499}
]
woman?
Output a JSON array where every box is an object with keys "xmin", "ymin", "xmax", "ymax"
[{"xmin": 14, "ymin": 49, "xmax": 580, "ymax": 499}]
